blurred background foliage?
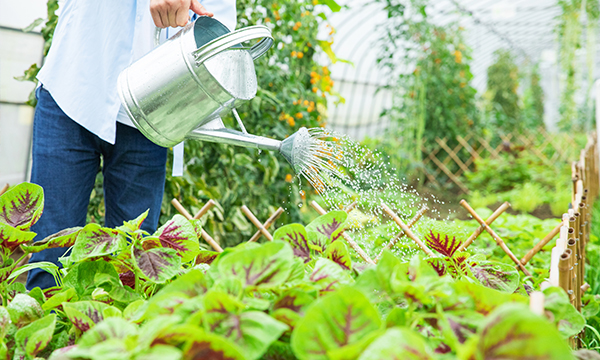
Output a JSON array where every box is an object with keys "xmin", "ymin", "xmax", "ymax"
[{"xmin": 367, "ymin": 0, "xmax": 479, "ymax": 182}]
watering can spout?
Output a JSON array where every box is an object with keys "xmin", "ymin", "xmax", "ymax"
[{"xmin": 188, "ymin": 119, "xmax": 308, "ymax": 169}]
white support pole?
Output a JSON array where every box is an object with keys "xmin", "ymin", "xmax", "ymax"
[{"xmin": 595, "ymin": 79, "xmax": 600, "ymax": 178}]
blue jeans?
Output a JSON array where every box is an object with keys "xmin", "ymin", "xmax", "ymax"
[{"xmin": 26, "ymin": 87, "xmax": 167, "ymax": 290}]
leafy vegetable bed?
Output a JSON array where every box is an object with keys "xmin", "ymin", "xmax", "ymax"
[{"xmin": 0, "ymin": 183, "xmax": 596, "ymax": 360}]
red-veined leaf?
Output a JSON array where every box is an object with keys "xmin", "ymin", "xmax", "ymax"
[
  {"xmin": 0, "ymin": 183, "xmax": 44, "ymax": 231},
  {"xmin": 291, "ymin": 287, "xmax": 381, "ymax": 360},
  {"xmin": 70, "ymin": 223, "xmax": 127, "ymax": 261},
  {"xmin": 424, "ymin": 230, "xmax": 462, "ymax": 257},
  {"xmin": 0, "ymin": 223, "xmax": 36, "ymax": 251},
  {"xmin": 306, "ymin": 211, "xmax": 347, "ymax": 252},
  {"xmin": 324, "ymin": 240, "xmax": 351, "ymax": 270},
  {"xmin": 21, "ymin": 227, "xmax": 81, "ymax": 253},
  {"xmin": 213, "ymin": 241, "xmax": 294, "ymax": 289},
  {"xmin": 63, "ymin": 301, "xmax": 121, "ymax": 332},
  {"xmin": 132, "ymin": 246, "xmax": 181, "ymax": 284},
  {"xmin": 152, "ymin": 215, "xmax": 199, "ymax": 262},
  {"xmin": 273, "ymin": 224, "xmax": 311, "ymax": 263},
  {"xmin": 14, "ymin": 313, "xmax": 55, "ymax": 357}
]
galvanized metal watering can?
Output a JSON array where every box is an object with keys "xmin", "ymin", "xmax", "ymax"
[{"xmin": 117, "ymin": 16, "xmax": 305, "ymax": 166}]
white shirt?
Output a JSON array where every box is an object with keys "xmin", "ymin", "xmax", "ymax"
[{"xmin": 37, "ymin": 0, "xmax": 236, "ymax": 145}]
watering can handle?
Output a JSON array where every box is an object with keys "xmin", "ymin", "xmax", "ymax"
[
  {"xmin": 153, "ymin": 25, "xmax": 273, "ymax": 62},
  {"xmin": 192, "ymin": 25, "xmax": 273, "ymax": 63},
  {"xmin": 154, "ymin": 27, "xmax": 162, "ymax": 47}
]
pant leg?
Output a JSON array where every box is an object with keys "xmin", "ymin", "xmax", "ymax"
[
  {"xmin": 27, "ymin": 87, "xmax": 101, "ymax": 290},
  {"xmin": 101, "ymin": 122, "xmax": 167, "ymax": 234}
]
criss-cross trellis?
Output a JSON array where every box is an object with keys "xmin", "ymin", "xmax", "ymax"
[{"xmin": 423, "ymin": 128, "xmax": 582, "ymax": 193}]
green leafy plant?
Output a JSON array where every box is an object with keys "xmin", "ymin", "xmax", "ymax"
[
  {"xmin": 484, "ymin": 49, "xmax": 521, "ymax": 133},
  {"xmin": 374, "ymin": 0, "xmax": 479, "ymax": 180},
  {"xmin": 0, "ymin": 182, "xmax": 591, "ymax": 359}
]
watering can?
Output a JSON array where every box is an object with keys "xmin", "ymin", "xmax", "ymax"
[{"xmin": 117, "ymin": 16, "xmax": 306, "ymax": 167}]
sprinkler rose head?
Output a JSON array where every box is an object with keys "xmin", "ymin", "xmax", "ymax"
[{"xmin": 279, "ymin": 127, "xmax": 310, "ymax": 172}]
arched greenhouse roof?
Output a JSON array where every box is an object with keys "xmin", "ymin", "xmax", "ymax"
[{"xmin": 324, "ymin": 0, "xmax": 597, "ymax": 138}]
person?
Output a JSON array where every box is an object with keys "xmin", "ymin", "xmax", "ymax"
[{"xmin": 26, "ymin": 0, "xmax": 236, "ymax": 290}]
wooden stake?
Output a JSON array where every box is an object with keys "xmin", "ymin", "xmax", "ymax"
[
  {"xmin": 381, "ymin": 202, "xmax": 435, "ymax": 257},
  {"xmin": 171, "ymin": 198, "xmax": 193, "ymax": 219},
  {"xmin": 248, "ymin": 207, "xmax": 284, "ymax": 243},
  {"xmin": 520, "ymin": 222, "xmax": 562, "ymax": 265},
  {"xmin": 171, "ymin": 198, "xmax": 223, "ymax": 253},
  {"xmin": 456, "ymin": 202, "xmax": 510, "ymax": 252},
  {"xmin": 343, "ymin": 202, "xmax": 357, "ymax": 213},
  {"xmin": 558, "ymin": 249, "xmax": 571, "ymax": 296},
  {"xmin": 459, "ymin": 200, "xmax": 532, "ymax": 277},
  {"xmin": 0, "ymin": 184, "xmax": 8, "ymax": 197},
  {"xmin": 374, "ymin": 205, "xmax": 428, "ymax": 263},
  {"xmin": 241, "ymin": 205, "xmax": 274, "ymax": 241},
  {"xmin": 193, "ymin": 199, "xmax": 216, "ymax": 220},
  {"xmin": 567, "ymin": 238, "xmax": 579, "ymax": 309},
  {"xmin": 310, "ymin": 201, "xmax": 375, "ymax": 264}
]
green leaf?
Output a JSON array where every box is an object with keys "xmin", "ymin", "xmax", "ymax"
[
  {"xmin": 42, "ymin": 287, "xmax": 77, "ymax": 311},
  {"xmin": 132, "ymin": 246, "xmax": 181, "ymax": 284},
  {"xmin": 151, "ymin": 214, "xmax": 200, "ymax": 262},
  {"xmin": 22, "ymin": 18, "xmax": 44, "ymax": 32},
  {"xmin": 0, "ymin": 223, "xmax": 36, "ymax": 252},
  {"xmin": 291, "ymin": 287, "xmax": 382, "ymax": 360},
  {"xmin": 203, "ymin": 289, "xmax": 245, "ymax": 329},
  {"xmin": 470, "ymin": 261, "xmax": 519, "ymax": 293},
  {"xmin": 453, "ymin": 280, "xmax": 527, "ymax": 315},
  {"xmin": 306, "ymin": 211, "xmax": 347, "ymax": 251},
  {"xmin": 133, "ymin": 344, "xmax": 182, "ymax": 360},
  {"xmin": 7, "ymin": 293, "xmax": 43, "ymax": 328},
  {"xmin": 123, "ymin": 300, "xmax": 146, "ymax": 321},
  {"xmin": 21, "ymin": 227, "xmax": 82, "ymax": 253},
  {"xmin": 325, "ymin": 240, "xmax": 351, "ymax": 270},
  {"xmin": 155, "ymin": 269, "xmax": 208, "ymax": 298},
  {"xmin": 220, "ymin": 312, "xmax": 288, "ymax": 360},
  {"xmin": 0, "ymin": 182, "xmax": 44, "ymax": 231},
  {"xmin": 318, "ymin": 0, "xmax": 341, "ymax": 12},
  {"xmin": 212, "ymin": 241, "xmax": 294, "ymax": 289},
  {"xmin": 183, "ymin": 328, "xmax": 246, "ymax": 360},
  {"xmin": 273, "ymin": 288, "xmax": 316, "ymax": 315},
  {"xmin": 70, "ymin": 223, "xmax": 127, "ymax": 261},
  {"xmin": 76, "ymin": 317, "xmax": 137, "ymax": 348},
  {"xmin": 15, "ymin": 313, "xmax": 56, "ymax": 357},
  {"xmin": 93, "ymin": 273, "xmax": 141, "ymax": 303},
  {"xmin": 0, "ymin": 258, "xmax": 15, "ymax": 284},
  {"xmin": 309, "ymin": 258, "xmax": 354, "ymax": 293},
  {"xmin": 8, "ymin": 261, "xmax": 59, "ymax": 283},
  {"xmin": 117, "ymin": 210, "xmax": 148, "ymax": 233},
  {"xmin": 62, "ymin": 260, "xmax": 120, "ymax": 297},
  {"xmin": 316, "ymin": 40, "xmax": 352, "ymax": 65},
  {"xmin": 543, "ymin": 286, "xmax": 586, "ymax": 338},
  {"xmin": 271, "ymin": 308, "xmax": 301, "ymax": 331},
  {"xmin": 0, "ymin": 306, "xmax": 10, "ymax": 339},
  {"xmin": 63, "ymin": 301, "xmax": 121, "ymax": 332},
  {"xmin": 196, "ymin": 250, "xmax": 220, "ymax": 265},
  {"xmin": 477, "ymin": 303, "xmax": 575, "ymax": 359},
  {"xmin": 273, "ymin": 224, "xmax": 311, "ymax": 263},
  {"xmin": 358, "ymin": 327, "xmax": 434, "ymax": 360}
]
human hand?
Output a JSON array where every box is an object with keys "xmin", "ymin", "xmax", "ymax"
[{"xmin": 150, "ymin": 0, "xmax": 214, "ymax": 28}]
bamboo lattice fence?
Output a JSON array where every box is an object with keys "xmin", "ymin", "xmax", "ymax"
[{"xmin": 422, "ymin": 128, "xmax": 583, "ymax": 193}]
